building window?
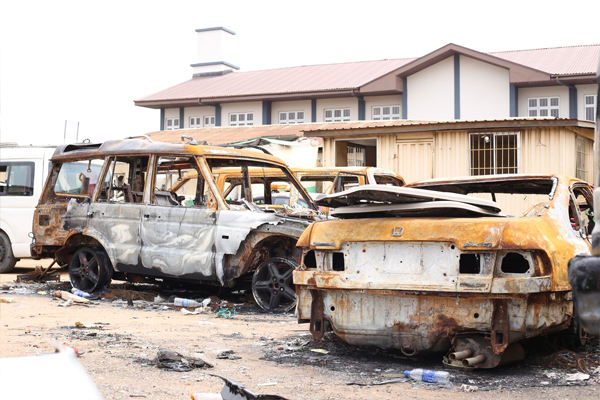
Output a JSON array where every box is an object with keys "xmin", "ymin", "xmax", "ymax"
[
  {"xmin": 229, "ymin": 113, "xmax": 254, "ymax": 126},
  {"xmin": 190, "ymin": 117, "xmax": 202, "ymax": 128},
  {"xmin": 166, "ymin": 118, "xmax": 180, "ymax": 130},
  {"xmin": 585, "ymin": 95, "xmax": 597, "ymax": 121},
  {"xmin": 470, "ymin": 132, "xmax": 520, "ymax": 175},
  {"xmin": 576, "ymin": 137, "xmax": 587, "ymax": 181},
  {"xmin": 347, "ymin": 144, "xmax": 365, "ymax": 167},
  {"xmin": 204, "ymin": 116, "xmax": 215, "ymax": 127},
  {"xmin": 528, "ymin": 97, "xmax": 559, "ymax": 117},
  {"xmin": 324, "ymin": 108, "xmax": 350, "ymax": 122},
  {"xmin": 372, "ymin": 106, "xmax": 401, "ymax": 120},
  {"xmin": 279, "ymin": 111, "xmax": 304, "ymax": 124}
]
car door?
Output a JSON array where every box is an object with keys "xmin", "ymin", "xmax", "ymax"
[{"xmin": 139, "ymin": 156, "xmax": 218, "ymax": 280}]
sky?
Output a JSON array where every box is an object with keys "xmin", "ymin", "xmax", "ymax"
[{"xmin": 1, "ymin": 0, "xmax": 598, "ymax": 146}]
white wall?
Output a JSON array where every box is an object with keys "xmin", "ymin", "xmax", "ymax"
[
  {"xmin": 365, "ymin": 95, "xmax": 403, "ymax": 119},
  {"xmin": 164, "ymin": 108, "xmax": 179, "ymax": 119},
  {"xmin": 184, "ymin": 106, "xmax": 217, "ymax": 128},
  {"xmin": 577, "ymin": 84, "xmax": 598, "ymax": 121},
  {"xmin": 460, "ymin": 56, "xmax": 510, "ymax": 120},
  {"xmin": 407, "ymin": 56, "xmax": 454, "ymax": 120},
  {"xmin": 316, "ymin": 98, "xmax": 358, "ymax": 122},
  {"xmin": 518, "ymin": 86, "xmax": 569, "ymax": 118},
  {"xmin": 221, "ymin": 101, "xmax": 263, "ymax": 126},
  {"xmin": 271, "ymin": 100, "xmax": 312, "ymax": 124}
]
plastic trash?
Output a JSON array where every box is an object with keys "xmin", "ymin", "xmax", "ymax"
[
  {"xmin": 71, "ymin": 288, "xmax": 92, "ymax": 298},
  {"xmin": 404, "ymin": 368, "xmax": 450, "ymax": 384},
  {"xmin": 174, "ymin": 297, "xmax": 200, "ymax": 308},
  {"xmin": 190, "ymin": 393, "xmax": 221, "ymax": 399}
]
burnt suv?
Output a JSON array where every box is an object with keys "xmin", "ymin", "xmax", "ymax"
[
  {"xmin": 32, "ymin": 137, "xmax": 321, "ymax": 311},
  {"xmin": 294, "ymin": 175, "xmax": 593, "ymax": 367}
]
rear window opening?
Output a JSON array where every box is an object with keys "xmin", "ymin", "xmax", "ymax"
[
  {"xmin": 500, "ymin": 252, "xmax": 530, "ymax": 274},
  {"xmin": 332, "ymin": 252, "xmax": 345, "ymax": 271},
  {"xmin": 459, "ymin": 254, "xmax": 481, "ymax": 274}
]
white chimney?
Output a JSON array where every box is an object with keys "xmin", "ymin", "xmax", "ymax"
[{"xmin": 191, "ymin": 27, "xmax": 238, "ymax": 77}]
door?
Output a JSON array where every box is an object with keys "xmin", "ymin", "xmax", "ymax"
[{"xmin": 396, "ymin": 140, "xmax": 433, "ymax": 183}]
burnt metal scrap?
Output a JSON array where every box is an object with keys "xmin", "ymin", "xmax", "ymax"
[
  {"xmin": 295, "ymin": 175, "xmax": 594, "ymax": 368},
  {"xmin": 155, "ymin": 349, "xmax": 213, "ymax": 372},
  {"xmin": 210, "ymin": 374, "xmax": 290, "ymax": 400}
]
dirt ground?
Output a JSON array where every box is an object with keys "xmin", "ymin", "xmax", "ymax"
[{"xmin": 1, "ymin": 259, "xmax": 599, "ymax": 400}]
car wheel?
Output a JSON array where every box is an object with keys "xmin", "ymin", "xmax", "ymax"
[
  {"xmin": 0, "ymin": 231, "xmax": 17, "ymax": 273},
  {"xmin": 252, "ymin": 257, "xmax": 297, "ymax": 313},
  {"xmin": 558, "ymin": 306, "xmax": 590, "ymax": 350},
  {"xmin": 69, "ymin": 247, "xmax": 112, "ymax": 293}
]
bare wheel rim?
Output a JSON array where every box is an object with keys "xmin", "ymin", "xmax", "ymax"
[
  {"xmin": 252, "ymin": 257, "xmax": 297, "ymax": 313},
  {"xmin": 69, "ymin": 247, "xmax": 109, "ymax": 293}
]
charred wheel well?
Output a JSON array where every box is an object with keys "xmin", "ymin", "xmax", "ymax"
[
  {"xmin": 248, "ymin": 235, "xmax": 299, "ymax": 273},
  {"xmin": 55, "ymin": 234, "xmax": 105, "ymax": 266}
]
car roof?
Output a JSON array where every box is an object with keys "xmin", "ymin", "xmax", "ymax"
[{"xmin": 49, "ymin": 139, "xmax": 286, "ymax": 166}]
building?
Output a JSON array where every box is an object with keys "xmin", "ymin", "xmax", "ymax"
[{"xmin": 134, "ymin": 27, "xmax": 599, "ymax": 131}]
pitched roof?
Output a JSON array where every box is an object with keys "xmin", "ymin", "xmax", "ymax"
[
  {"xmin": 135, "ymin": 44, "xmax": 600, "ymax": 108},
  {"xmin": 491, "ymin": 44, "xmax": 600, "ymax": 76}
]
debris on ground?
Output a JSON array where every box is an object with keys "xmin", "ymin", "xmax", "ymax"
[
  {"xmin": 53, "ymin": 291, "xmax": 90, "ymax": 303},
  {"xmin": 216, "ymin": 350, "xmax": 242, "ymax": 360},
  {"xmin": 216, "ymin": 307, "xmax": 237, "ymax": 319},
  {"xmin": 16, "ymin": 261, "xmax": 61, "ymax": 283},
  {"xmin": 154, "ymin": 349, "xmax": 213, "ymax": 372},
  {"xmin": 209, "ymin": 374, "xmax": 290, "ymax": 400},
  {"xmin": 0, "ymin": 297, "xmax": 13, "ymax": 303},
  {"xmin": 347, "ymin": 377, "xmax": 408, "ymax": 386}
]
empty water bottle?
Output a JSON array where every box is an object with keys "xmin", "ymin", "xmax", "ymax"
[
  {"xmin": 404, "ymin": 368, "xmax": 450, "ymax": 384},
  {"xmin": 70, "ymin": 288, "xmax": 92, "ymax": 298},
  {"xmin": 174, "ymin": 297, "xmax": 200, "ymax": 308}
]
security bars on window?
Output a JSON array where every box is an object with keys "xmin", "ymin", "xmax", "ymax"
[
  {"xmin": 576, "ymin": 137, "xmax": 587, "ymax": 181},
  {"xmin": 469, "ymin": 132, "xmax": 520, "ymax": 176}
]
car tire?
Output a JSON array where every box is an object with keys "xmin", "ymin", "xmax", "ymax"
[
  {"xmin": 252, "ymin": 257, "xmax": 297, "ymax": 313},
  {"xmin": 69, "ymin": 246, "xmax": 113, "ymax": 293},
  {"xmin": 0, "ymin": 231, "xmax": 18, "ymax": 273}
]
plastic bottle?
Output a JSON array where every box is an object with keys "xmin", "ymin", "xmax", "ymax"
[
  {"xmin": 174, "ymin": 297, "xmax": 200, "ymax": 308},
  {"xmin": 404, "ymin": 368, "xmax": 450, "ymax": 384},
  {"xmin": 71, "ymin": 288, "xmax": 92, "ymax": 298}
]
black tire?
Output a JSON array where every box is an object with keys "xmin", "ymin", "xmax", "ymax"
[
  {"xmin": 252, "ymin": 257, "xmax": 297, "ymax": 313},
  {"xmin": 558, "ymin": 306, "xmax": 589, "ymax": 350},
  {"xmin": 0, "ymin": 231, "xmax": 17, "ymax": 273},
  {"xmin": 69, "ymin": 247, "xmax": 112, "ymax": 293}
]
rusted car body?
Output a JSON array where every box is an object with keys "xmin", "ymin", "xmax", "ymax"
[
  {"xmin": 31, "ymin": 138, "xmax": 321, "ymax": 311},
  {"xmin": 294, "ymin": 175, "xmax": 593, "ymax": 368}
]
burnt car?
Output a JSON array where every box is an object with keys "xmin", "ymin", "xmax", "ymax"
[
  {"xmin": 171, "ymin": 166, "xmax": 404, "ymax": 216},
  {"xmin": 294, "ymin": 175, "xmax": 593, "ymax": 368},
  {"xmin": 32, "ymin": 137, "xmax": 322, "ymax": 312}
]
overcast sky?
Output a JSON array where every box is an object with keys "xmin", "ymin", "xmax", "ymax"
[{"xmin": 1, "ymin": 0, "xmax": 598, "ymax": 146}]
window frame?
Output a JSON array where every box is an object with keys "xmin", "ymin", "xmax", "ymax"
[
  {"xmin": 584, "ymin": 94, "xmax": 597, "ymax": 121},
  {"xmin": 166, "ymin": 118, "xmax": 180, "ymax": 130},
  {"xmin": 0, "ymin": 161, "xmax": 35, "ymax": 196},
  {"xmin": 469, "ymin": 132, "xmax": 521, "ymax": 176},
  {"xmin": 372, "ymin": 105, "xmax": 401, "ymax": 120},
  {"xmin": 527, "ymin": 97, "xmax": 560, "ymax": 118},
  {"xmin": 229, "ymin": 112, "xmax": 254, "ymax": 126},
  {"xmin": 279, "ymin": 111, "xmax": 305, "ymax": 125},
  {"xmin": 324, "ymin": 108, "xmax": 351, "ymax": 122},
  {"xmin": 189, "ymin": 117, "xmax": 202, "ymax": 128},
  {"xmin": 204, "ymin": 116, "xmax": 216, "ymax": 127}
]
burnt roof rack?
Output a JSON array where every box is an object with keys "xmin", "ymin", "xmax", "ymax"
[
  {"xmin": 125, "ymin": 135, "xmax": 154, "ymax": 143},
  {"xmin": 219, "ymin": 144, "xmax": 274, "ymax": 156},
  {"xmin": 181, "ymin": 135, "xmax": 208, "ymax": 145}
]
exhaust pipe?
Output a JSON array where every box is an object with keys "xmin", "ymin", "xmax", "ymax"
[
  {"xmin": 449, "ymin": 349, "xmax": 472, "ymax": 361},
  {"xmin": 463, "ymin": 355, "xmax": 486, "ymax": 367}
]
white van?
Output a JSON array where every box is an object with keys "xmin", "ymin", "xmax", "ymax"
[{"xmin": 0, "ymin": 144, "xmax": 56, "ymax": 272}]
